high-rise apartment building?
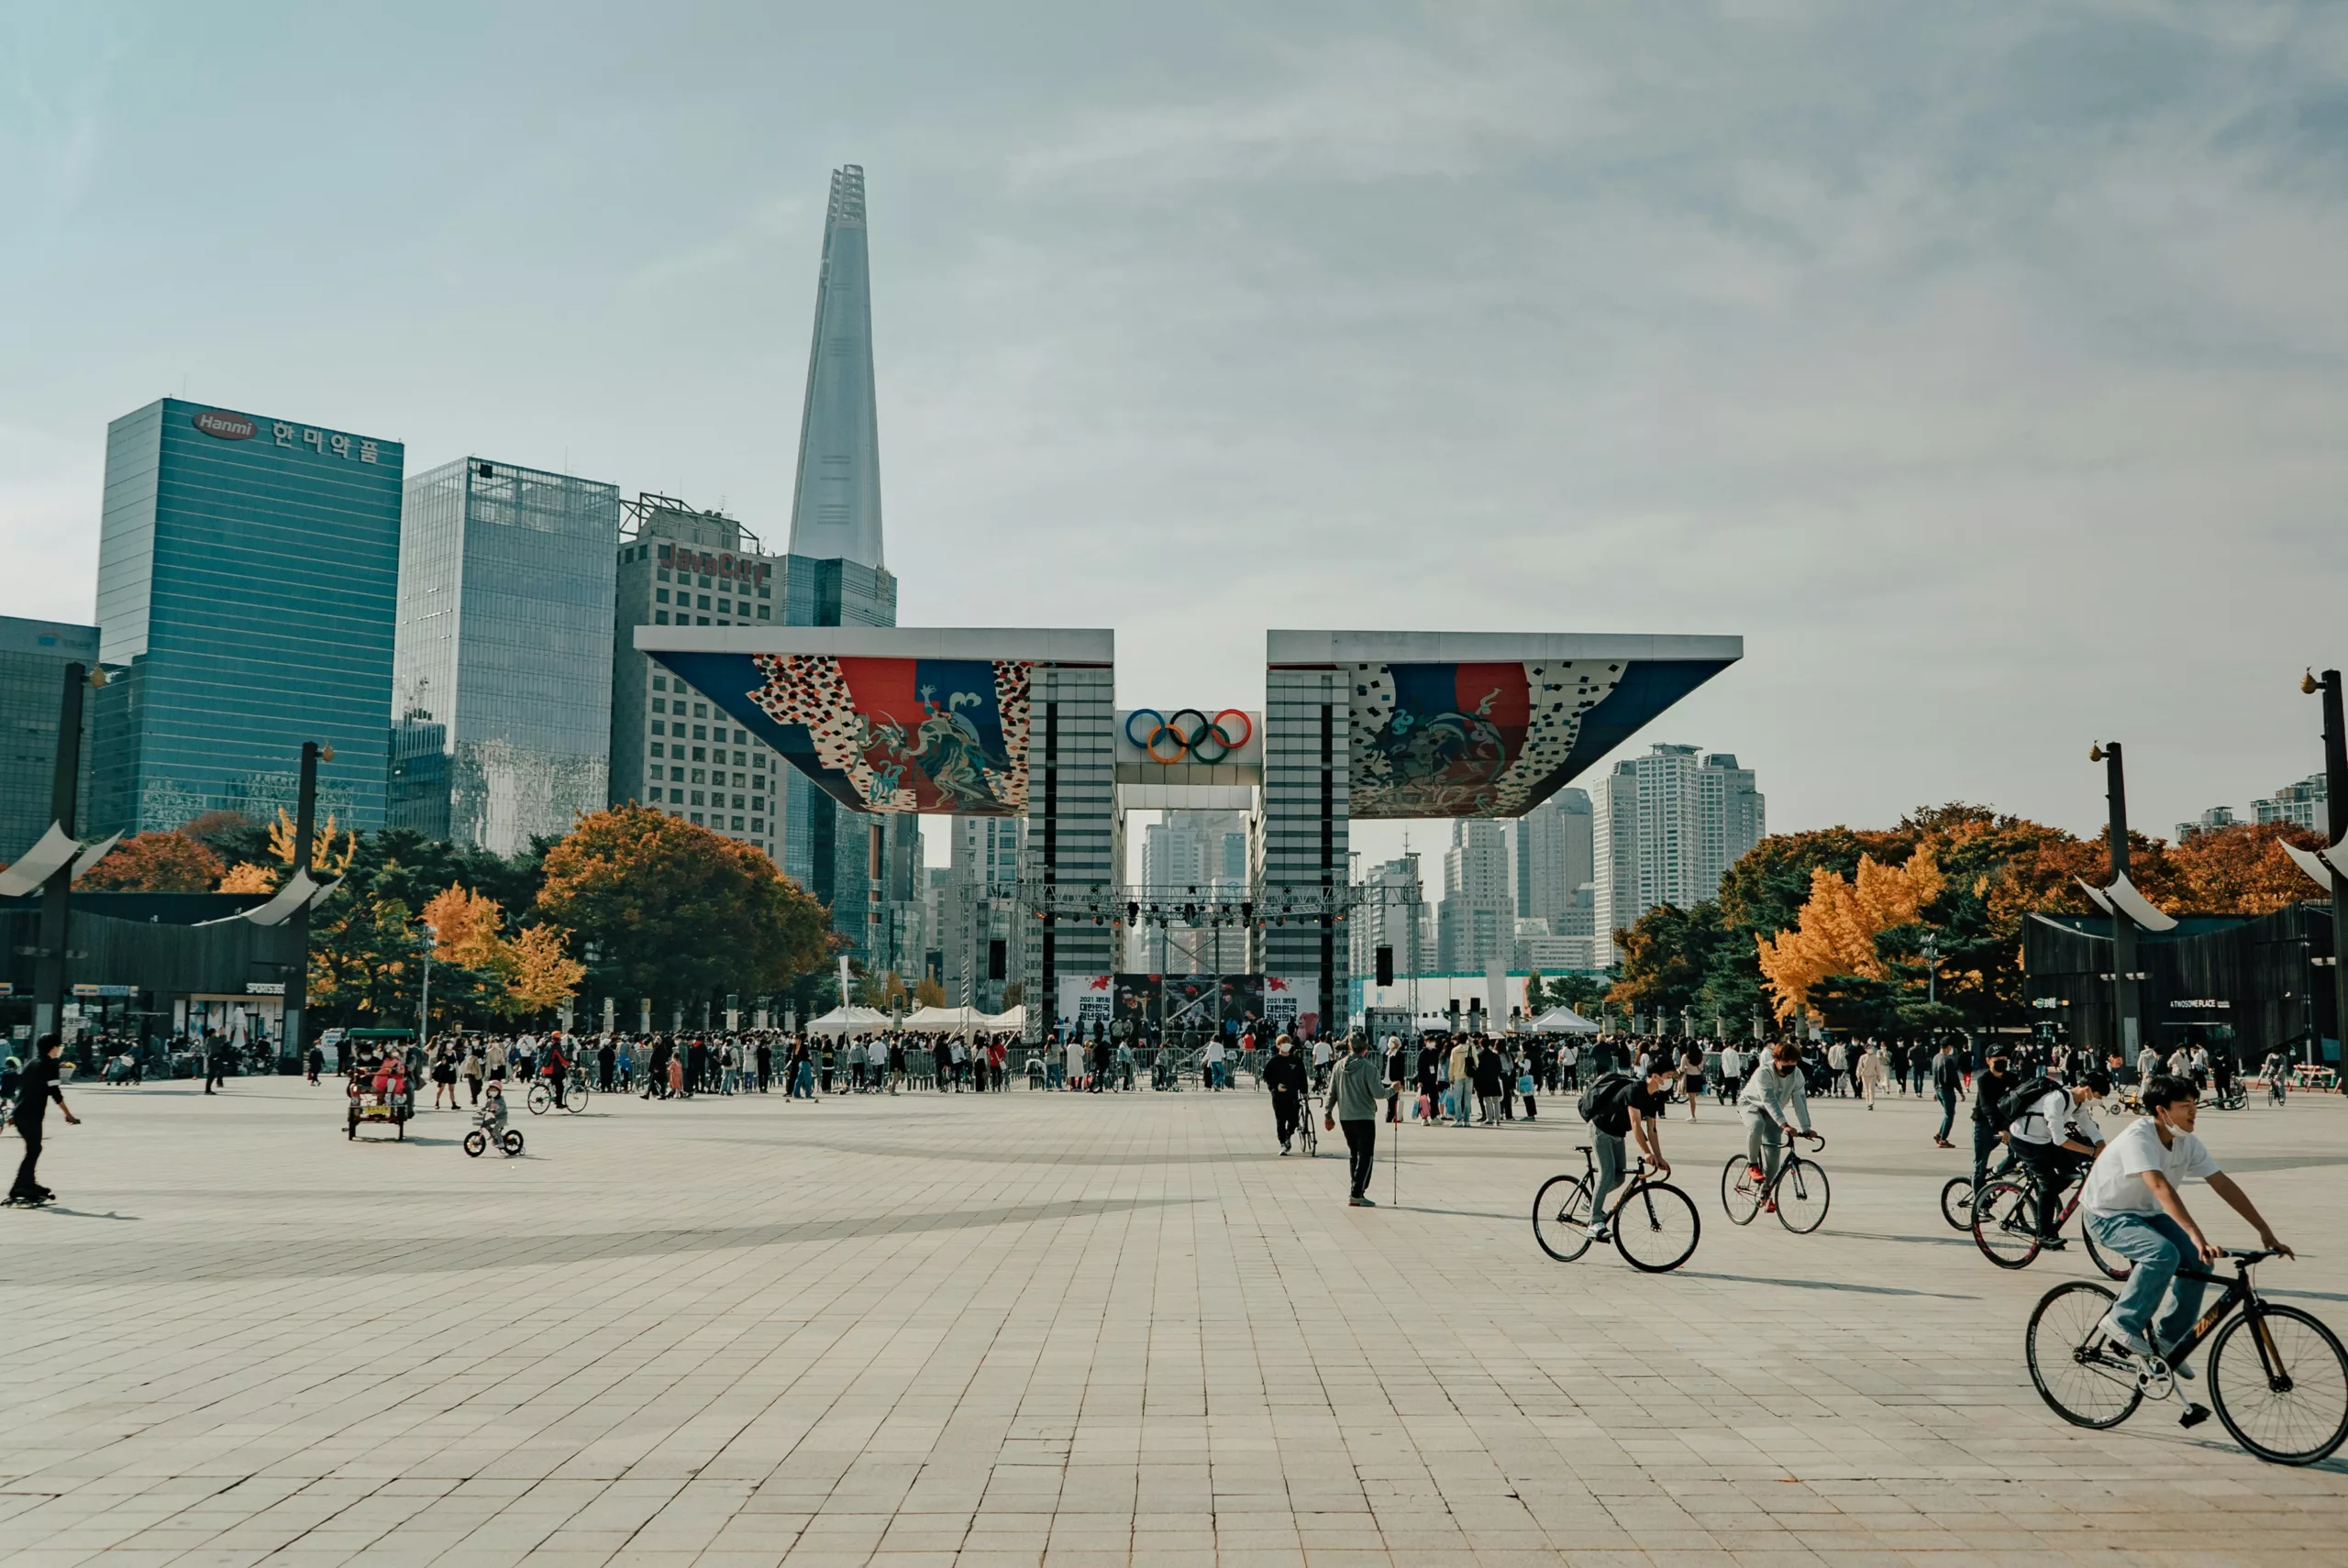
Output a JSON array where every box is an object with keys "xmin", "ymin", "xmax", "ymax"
[
  {"xmin": 2177, "ymin": 805, "xmax": 2239, "ymax": 840},
  {"xmin": 90, "ymin": 399, "xmax": 404, "ymax": 835},
  {"xmin": 1351, "ymin": 853, "xmax": 1427, "ymax": 985},
  {"xmin": 1512, "ymin": 788, "xmax": 1594, "ymax": 940},
  {"xmin": 1590, "ymin": 745, "xmax": 1764, "ymax": 963},
  {"xmin": 1436, "ymin": 819, "xmax": 1514, "ymax": 974},
  {"xmin": 2253, "ymin": 775, "xmax": 2328, "ymax": 834},
  {"xmin": 943, "ymin": 816, "xmax": 1023, "ymax": 1009},
  {"xmin": 390, "ymin": 458, "xmax": 619, "ymax": 854},
  {"xmin": 0, "ymin": 617, "xmax": 99, "ymax": 856},
  {"xmin": 608, "ymin": 495, "xmax": 783, "ymax": 860}
]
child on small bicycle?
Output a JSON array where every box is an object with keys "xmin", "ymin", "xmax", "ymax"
[{"xmin": 476, "ymin": 1080, "xmax": 508, "ymax": 1136}]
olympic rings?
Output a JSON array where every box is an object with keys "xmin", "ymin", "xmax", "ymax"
[{"xmin": 1124, "ymin": 707, "xmax": 1253, "ymax": 764}]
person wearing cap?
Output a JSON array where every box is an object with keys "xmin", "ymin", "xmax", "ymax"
[
  {"xmin": 1970, "ymin": 1047, "xmax": 2021, "ymax": 1198},
  {"xmin": 2009, "ymin": 1069, "xmax": 2110, "ymax": 1248}
]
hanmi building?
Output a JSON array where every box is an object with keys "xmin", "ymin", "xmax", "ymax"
[{"xmin": 631, "ymin": 625, "xmax": 1740, "ymax": 1039}]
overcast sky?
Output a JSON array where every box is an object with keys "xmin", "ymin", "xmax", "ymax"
[{"xmin": 6, "ymin": 1, "xmax": 2346, "ymax": 870}]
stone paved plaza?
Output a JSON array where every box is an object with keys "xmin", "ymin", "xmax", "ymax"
[{"xmin": 4, "ymin": 1070, "xmax": 2344, "ymax": 1567}]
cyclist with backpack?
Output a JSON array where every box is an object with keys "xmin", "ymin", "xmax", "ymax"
[
  {"xmin": 2005, "ymin": 1069, "xmax": 2109, "ymax": 1249},
  {"xmin": 1580, "ymin": 1060, "xmax": 1674, "ymax": 1242},
  {"xmin": 1736, "ymin": 1042, "xmax": 1819, "ymax": 1211}
]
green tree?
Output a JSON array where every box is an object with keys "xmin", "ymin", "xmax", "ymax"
[{"xmin": 537, "ymin": 805, "xmax": 831, "ymax": 1010}]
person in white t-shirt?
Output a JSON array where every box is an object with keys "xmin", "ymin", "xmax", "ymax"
[{"xmin": 2082, "ymin": 1073, "xmax": 2292, "ymax": 1366}]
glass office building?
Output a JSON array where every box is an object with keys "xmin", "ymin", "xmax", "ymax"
[
  {"xmin": 0, "ymin": 616, "xmax": 100, "ymax": 857},
  {"xmin": 392, "ymin": 458, "xmax": 619, "ymax": 855},
  {"xmin": 91, "ymin": 398, "xmax": 404, "ymax": 835}
]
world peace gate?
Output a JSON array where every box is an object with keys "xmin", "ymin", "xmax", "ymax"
[{"xmin": 636, "ymin": 624, "xmax": 1741, "ymax": 1040}]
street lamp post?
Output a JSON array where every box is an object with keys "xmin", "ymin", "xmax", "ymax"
[
  {"xmin": 281, "ymin": 739, "xmax": 329, "ymax": 1072},
  {"xmin": 31, "ymin": 662, "xmax": 101, "ymax": 1046},
  {"xmin": 417, "ymin": 922, "xmax": 437, "ymax": 1046},
  {"xmin": 2303, "ymin": 669, "xmax": 2348, "ymax": 1087},
  {"xmin": 2088, "ymin": 742, "xmax": 2142, "ymax": 1062}
]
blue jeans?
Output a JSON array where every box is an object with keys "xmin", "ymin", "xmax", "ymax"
[
  {"xmin": 1935, "ymin": 1089, "xmax": 1958, "ymax": 1142},
  {"xmin": 2087, "ymin": 1210, "xmax": 2208, "ymax": 1354}
]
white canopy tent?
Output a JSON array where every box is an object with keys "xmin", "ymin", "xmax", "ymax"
[
  {"xmin": 1528, "ymin": 1006, "xmax": 1600, "ymax": 1035},
  {"xmin": 803, "ymin": 1005, "xmax": 893, "ymax": 1035}
]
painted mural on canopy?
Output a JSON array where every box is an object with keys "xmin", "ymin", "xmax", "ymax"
[
  {"xmin": 648, "ymin": 652, "xmax": 1032, "ymax": 815},
  {"xmin": 1346, "ymin": 660, "xmax": 1628, "ymax": 819}
]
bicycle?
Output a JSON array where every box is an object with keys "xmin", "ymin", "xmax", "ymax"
[
  {"xmin": 1971, "ymin": 1165, "xmax": 2131, "ymax": 1279},
  {"xmin": 1534, "ymin": 1144, "xmax": 1700, "ymax": 1273},
  {"xmin": 2266, "ymin": 1075, "xmax": 2287, "ymax": 1108},
  {"xmin": 2027, "ymin": 1248, "xmax": 2348, "ymax": 1464},
  {"xmin": 1295, "ymin": 1086, "xmax": 1319, "ymax": 1157},
  {"xmin": 526, "ymin": 1073, "xmax": 589, "ymax": 1116},
  {"xmin": 1939, "ymin": 1146, "xmax": 2020, "ymax": 1232},
  {"xmin": 1720, "ymin": 1131, "xmax": 1831, "ymax": 1233}
]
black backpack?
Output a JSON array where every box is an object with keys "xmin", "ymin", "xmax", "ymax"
[
  {"xmin": 1578, "ymin": 1070, "xmax": 1634, "ymax": 1129},
  {"xmin": 1996, "ymin": 1074, "xmax": 2061, "ymax": 1132}
]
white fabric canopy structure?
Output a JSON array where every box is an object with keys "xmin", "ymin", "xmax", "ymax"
[
  {"xmin": 901, "ymin": 1006, "xmax": 989, "ymax": 1033},
  {"xmin": 804, "ymin": 1005, "xmax": 892, "ymax": 1034},
  {"xmin": 1529, "ymin": 1006, "xmax": 1600, "ymax": 1034}
]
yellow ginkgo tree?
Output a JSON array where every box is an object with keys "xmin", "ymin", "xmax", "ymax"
[{"xmin": 1755, "ymin": 844, "xmax": 1944, "ymax": 1021}]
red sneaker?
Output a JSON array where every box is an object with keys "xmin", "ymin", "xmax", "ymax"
[{"xmin": 1763, "ymin": 1199, "xmax": 1778, "ymax": 1214}]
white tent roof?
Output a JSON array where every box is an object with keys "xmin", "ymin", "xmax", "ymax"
[
  {"xmin": 804, "ymin": 1005, "xmax": 892, "ymax": 1034},
  {"xmin": 1529, "ymin": 1006, "xmax": 1600, "ymax": 1034}
]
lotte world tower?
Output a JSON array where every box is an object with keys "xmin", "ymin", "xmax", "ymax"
[{"xmin": 779, "ymin": 166, "xmax": 917, "ymax": 972}]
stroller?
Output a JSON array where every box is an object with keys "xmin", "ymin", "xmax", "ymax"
[{"xmin": 462, "ymin": 1083, "xmax": 525, "ymax": 1158}]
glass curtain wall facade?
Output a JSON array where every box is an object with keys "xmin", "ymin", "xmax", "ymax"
[
  {"xmin": 0, "ymin": 617, "xmax": 100, "ymax": 856},
  {"xmin": 91, "ymin": 398, "xmax": 404, "ymax": 835},
  {"xmin": 392, "ymin": 458, "xmax": 619, "ymax": 855}
]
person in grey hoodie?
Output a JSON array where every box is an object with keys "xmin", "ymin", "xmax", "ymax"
[
  {"xmin": 1325, "ymin": 1033, "xmax": 1385, "ymax": 1207},
  {"xmin": 1736, "ymin": 1042, "xmax": 1821, "ymax": 1207}
]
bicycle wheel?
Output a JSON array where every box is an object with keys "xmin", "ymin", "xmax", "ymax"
[
  {"xmin": 564, "ymin": 1083, "xmax": 588, "ymax": 1114},
  {"xmin": 1775, "ymin": 1156, "xmax": 1831, "ymax": 1234},
  {"xmin": 2027, "ymin": 1281, "xmax": 2143, "ymax": 1430},
  {"xmin": 1972, "ymin": 1179, "xmax": 2042, "ymax": 1268},
  {"xmin": 1720, "ymin": 1154, "xmax": 1763, "ymax": 1226},
  {"xmin": 1613, "ymin": 1180, "xmax": 1700, "ymax": 1273},
  {"xmin": 1533, "ymin": 1174, "xmax": 1595, "ymax": 1262},
  {"xmin": 2080, "ymin": 1221, "xmax": 2132, "ymax": 1283},
  {"xmin": 526, "ymin": 1082, "xmax": 551, "ymax": 1115},
  {"xmin": 462, "ymin": 1129, "xmax": 486, "ymax": 1158},
  {"xmin": 1940, "ymin": 1176, "xmax": 1974, "ymax": 1232},
  {"xmin": 2209, "ymin": 1304, "xmax": 2348, "ymax": 1464}
]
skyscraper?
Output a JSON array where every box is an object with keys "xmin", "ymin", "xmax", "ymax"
[
  {"xmin": 0, "ymin": 617, "xmax": 99, "ymax": 857},
  {"xmin": 91, "ymin": 399, "xmax": 404, "ymax": 835},
  {"xmin": 789, "ymin": 165, "xmax": 885, "ymax": 572},
  {"xmin": 1436, "ymin": 819, "xmax": 1514, "ymax": 974},
  {"xmin": 1590, "ymin": 745, "xmax": 1764, "ymax": 963},
  {"xmin": 1513, "ymin": 788, "xmax": 1593, "ymax": 937},
  {"xmin": 608, "ymin": 494, "xmax": 785, "ymax": 860},
  {"xmin": 780, "ymin": 164, "xmax": 912, "ymax": 970},
  {"xmin": 392, "ymin": 458, "xmax": 619, "ymax": 854}
]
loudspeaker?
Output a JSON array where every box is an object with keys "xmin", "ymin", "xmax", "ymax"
[
  {"xmin": 988, "ymin": 939, "xmax": 1006, "ymax": 981},
  {"xmin": 1376, "ymin": 944, "xmax": 1394, "ymax": 987}
]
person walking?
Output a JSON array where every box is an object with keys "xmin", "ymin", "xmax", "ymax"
[
  {"xmin": 1325, "ymin": 1033, "xmax": 1384, "ymax": 1206},
  {"xmin": 1856, "ymin": 1043, "xmax": 1884, "ymax": 1109},
  {"xmin": 8, "ymin": 1035, "xmax": 81, "ymax": 1206},
  {"xmin": 203, "ymin": 1032, "xmax": 228, "ymax": 1095},
  {"xmin": 1717, "ymin": 1041, "xmax": 1744, "ymax": 1104},
  {"xmin": 1678, "ymin": 1041, "xmax": 1706, "ymax": 1121},
  {"xmin": 1264, "ymin": 1035, "xmax": 1307, "ymax": 1154},
  {"xmin": 1930, "ymin": 1040, "xmax": 1964, "ymax": 1147}
]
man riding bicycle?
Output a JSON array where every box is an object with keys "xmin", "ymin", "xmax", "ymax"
[
  {"xmin": 2008, "ymin": 1070, "xmax": 2107, "ymax": 1249},
  {"xmin": 540, "ymin": 1033, "xmax": 571, "ymax": 1110},
  {"xmin": 1736, "ymin": 1043, "xmax": 1820, "ymax": 1213},
  {"xmin": 1587, "ymin": 1060, "xmax": 1674, "ymax": 1243},
  {"xmin": 2081, "ymin": 1072, "xmax": 2291, "ymax": 1370}
]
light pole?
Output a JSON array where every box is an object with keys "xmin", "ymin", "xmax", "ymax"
[
  {"xmin": 281, "ymin": 739, "xmax": 332, "ymax": 1072},
  {"xmin": 2301, "ymin": 669, "xmax": 2348, "ymax": 1086},
  {"xmin": 2088, "ymin": 742, "xmax": 2143, "ymax": 1061},
  {"xmin": 416, "ymin": 921, "xmax": 437, "ymax": 1046},
  {"xmin": 31, "ymin": 661, "xmax": 103, "ymax": 1046}
]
